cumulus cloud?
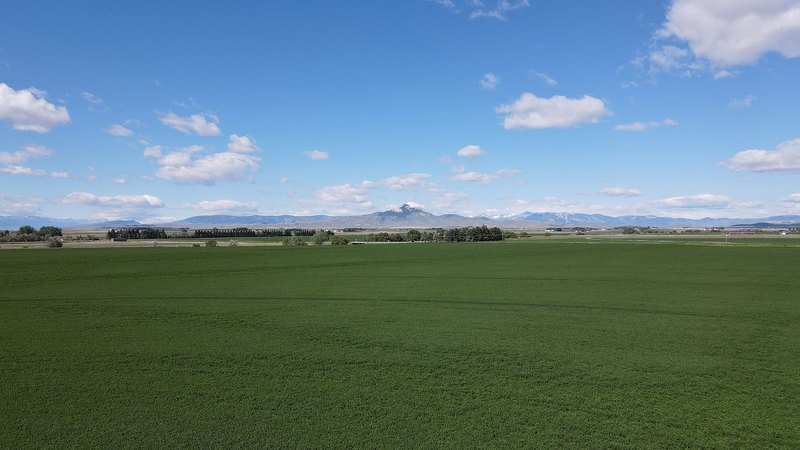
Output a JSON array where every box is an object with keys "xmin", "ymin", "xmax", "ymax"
[
  {"xmin": 659, "ymin": 0, "xmax": 800, "ymax": 67},
  {"xmin": 0, "ymin": 83, "xmax": 71, "ymax": 133},
  {"xmin": 382, "ymin": 173, "xmax": 432, "ymax": 190},
  {"xmin": 62, "ymin": 191, "xmax": 164, "ymax": 220},
  {"xmin": 303, "ymin": 150, "xmax": 329, "ymax": 160},
  {"xmin": 457, "ymin": 145, "xmax": 485, "ymax": 158},
  {"xmin": 227, "ymin": 134, "xmax": 260, "ymax": 153},
  {"xmin": 725, "ymin": 138, "xmax": 800, "ymax": 172},
  {"xmin": 0, "ymin": 145, "xmax": 52, "ymax": 164},
  {"xmin": 451, "ymin": 168, "xmax": 520, "ymax": 184},
  {"xmin": 63, "ymin": 192, "xmax": 163, "ymax": 207},
  {"xmin": 155, "ymin": 150, "xmax": 260, "ymax": 184},
  {"xmin": 112, "ymin": 177, "xmax": 127, "ymax": 185},
  {"xmin": 179, "ymin": 199, "xmax": 259, "ymax": 214},
  {"xmin": 159, "ymin": 112, "xmax": 220, "ymax": 136},
  {"xmin": 658, "ymin": 193, "xmax": 731, "ymax": 209},
  {"xmin": 479, "ymin": 73, "xmax": 500, "ymax": 90},
  {"xmin": 496, "ymin": 93, "xmax": 609, "ymax": 130},
  {"xmin": 598, "ymin": 187, "xmax": 642, "ymax": 197},
  {"xmin": 315, "ymin": 181, "xmax": 375, "ymax": 209},
  {"xmin": 106, "ymin": 124, "xmax": 134, "ymax": 137},
  {"xmin": 614, "ymin": 118, "xmax": 677, "ymax": 132}
]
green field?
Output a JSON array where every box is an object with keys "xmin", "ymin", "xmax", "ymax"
[{"xmin": 2, "ymin": 242, "xmax": 799, "ymax": 446}]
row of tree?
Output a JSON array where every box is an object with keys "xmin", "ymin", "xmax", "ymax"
[
  {"xmin": 0, "ymin": 225, "xmax": 63, "ymax": 242},
  {"xmin": 107, "ymin": 228, "xmax": 168, "ymax": 239},
  {"xmin": 366, "ymin": 226, "xmax": 504, "ymax": 243},
  {"xmin": 192, "ymin": 228, "xmax": 317, "ymax": 238}
]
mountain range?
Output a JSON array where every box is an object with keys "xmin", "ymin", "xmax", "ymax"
[{"xmin": 3, "ymin": 204, "xmax": 800, "ymax": 230}]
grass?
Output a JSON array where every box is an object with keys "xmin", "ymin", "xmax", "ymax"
[{"xmin": 1, "ymin": 242, "xmax": 799, "ymax": 446}]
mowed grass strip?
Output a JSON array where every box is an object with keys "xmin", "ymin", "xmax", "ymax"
[{"xmin": 1, "ymin": 242, "xmax": 799, "ymax": 447}]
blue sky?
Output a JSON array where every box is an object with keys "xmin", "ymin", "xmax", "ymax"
[{"xmin": 1, "ymin": 0, "xmax": 799, "ymax": 221}]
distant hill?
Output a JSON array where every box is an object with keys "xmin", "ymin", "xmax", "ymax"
[
  {"xmin": 173, "ymin": 214, "xmax": 332, "ymax": 226},
  {"xmin": 4, "ymin": 206, "xmax": 800, "ymax": 231},
  {"xmin": 0, "ymin": 216, "xmax": 87, "ymax": 230}
]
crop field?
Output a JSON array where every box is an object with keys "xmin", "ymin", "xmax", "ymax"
[{"xmin": 1, "ymin": 241, "xmax": 799, "ymax": 446}]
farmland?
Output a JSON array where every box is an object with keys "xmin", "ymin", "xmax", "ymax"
[{"xmin": 1, "ymin": 241, "xmax": 799, "ymax": 446}]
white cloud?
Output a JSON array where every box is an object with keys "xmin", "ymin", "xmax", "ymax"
[
  {"xmin": 382, "ymin": 173, "xmax": 432, "ymax": 190},
  {"xmin": 155, "ymin": 150, "xmax": 260, "ymax": 184},
  {"xmin": 496, "ymin": 93, "xmax": 610, "ymax": 130},
  {"xmin": 0, "ymin": 194, "xmax": 43, "ymax": 215},
  {"xmin": 470, "ymin": 0, "xmax": 530, "ymax": 21},
  {"xmin": 614, "ymin": 118, "xmax": 678, "ymax": 132},
  {"xmin": 81, "ymin": 91, "xmax": 103, "ymax": 105},
  {"xmin": 599, "ymin": 187, "xmax": 642, "ymax": 197},
  {"xmin": 648, "ymin": 45, "xmax": 695, "ymax": 72},
  {"xmin": 62, "ymin": 191, "xmax": 164, "ymax": 220},
  {"xmin": 529, "ymin": 69, "xmax": 557, "ymax": 85},
  {"xmin": 784, "ymin": 193, "xmax": 800, "ymax": 203},
  {"xmin": 50, "ymin": 171, "xmax": 70, "ymax": 178},
  {"xmin": 315, "ymin": 181, "xmax": 374, "ymax": 209},
  {"xmin": 726, "ymin": 138, "xmax": 800, "ymax": 172},
  {"xmin": 658, "ymin": 193, "xmax": 731, "ymax": 209},
  {"xmin": 0, "ymin": 145, "xmax": 52, "ymax": 164},
  {"xmin": 479, "ymin": 73, "xmax": 500, "ymax": 90},
  {"xmin": 457, "ymin": 144, "xmax": 485, "ymax": 158},
  {"xmin": 430, "ymin": 191, "xmax": 469, "ymax": 209},
  {"xmin": 63, "ymin": 192, "xmax": 163, "ymax": 207},
  {"xmin": 728, "ymin": 95, "xmax": 756, "ymax": 109},
  {"xmin": 451, "ymin": 168, "xmax": 520, "ymax": 184},
  {"xmin": 227, "ymin": 134, "xmax": 261, "ymax": 153},
  {"xmin": 660, "ymin": 0, "xmax": 800, "ymax": 67},
  {"xmin": 303, "ymin": 150, "xmax": 329, "ymax": 160},
  {"xmin": 143, "ymin": 145, "xmax": 162, "ymax": 158},
  {"xmin": 0, "ymin": 165, "xmax": 47, "ymax": 176},
  {"xmin": 179, "ymin": 199, "xmax": 259, "ymax": 214},
  {"xmin": 107, "ymin": 124, "xmax": 134, "ymax": 137},
  {"xmin": 0, "ymin": 83, "xmax": 71, "ymax": 133},
  {"xmin": 112, "ymin": 177, "xmax": 128, "ymax": 185},
  {"xmin": 159, "ymin": 112, "xmax": 220, "ymax": 136},
  {"xmin": 713, "ymin": 70, "xmax": 736, "ymax": 79}
]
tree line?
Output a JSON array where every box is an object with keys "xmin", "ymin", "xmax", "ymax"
[
  {"xmin": 366, "ymin": 226, "xmax": 504, "ymax": 243},
  {"xmin": 1, "ymin": 225, "xmax": 63, "ymax": 242},
  {"xmin": 107, "ymin": 228, "xmax": 168, "ymax": 239},
  {"xmin": 193, "ymin": 228, "xmax": 316, "ymax": 238}
]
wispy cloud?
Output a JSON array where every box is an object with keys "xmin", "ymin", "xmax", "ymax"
[
  {"xmin": 728, "ymin": 95, "xmax": 756, "ymax": 109},
  {"xmin": 528, "ymin": 69, "xmax": 557, "ymax": 85},
  {"xmin": 479, "ymin": 73, "xmax": 500, "ymax": 90},
  {"xmin": 159, "ymin": 112, "xmax": 220, "ymax": 136},
  {"xmin": 303, "ymin": 150, "xmax": 329, "ymax": 160},
  {"xmin": 614, "ymin": 118, "xmax": 677, "ymax": 132}
]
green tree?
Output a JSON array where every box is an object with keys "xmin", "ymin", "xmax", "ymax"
[
  {"xmin": 45, "ymin": 238, "xmax": 63, "ymax": 248},
  {"xmin": 406, "ymin": 229, "xmax": 421, "ymax": 242},
  {"xmin": 18, "ymin": 225, "xmax": 35, "ymax": 235},
  {"xmin": 330, "ymin": 236, "xmax": 350, "ymax": 245},
  {"xmin": 311, "ymin": 230, "xmax": 333, "ymax": 245}
]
